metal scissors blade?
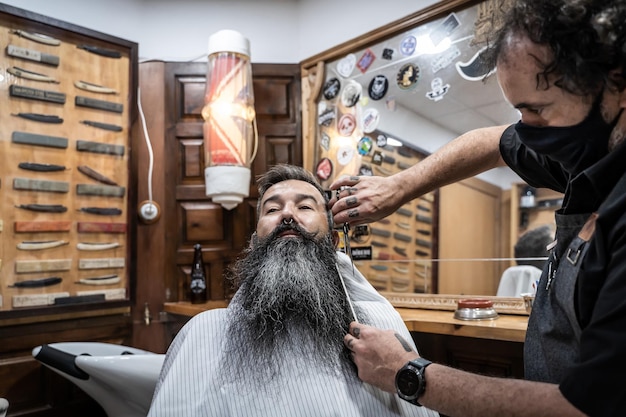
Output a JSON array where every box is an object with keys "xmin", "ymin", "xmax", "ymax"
[
  {"xmin": 343, "ymin": 222, "xmax": 351, "ymax": 259},
  {"xmin": 335, "ymin": 187, "xmax": 357, "ymax": 322},
  {"xmin": 335, "ymin": 263, "xmax": 358, "ymax": 322}
]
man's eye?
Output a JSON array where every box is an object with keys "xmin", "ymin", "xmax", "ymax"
[
  {"xmin": 299, "ymin": 205, "xmax": 313, "ymax": 210},
  {"xmin": 266, "ymin": 208, "xmax": 279, "ymax": 213}
]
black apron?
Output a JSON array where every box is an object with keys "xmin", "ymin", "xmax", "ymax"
[
  {"xmin": 524, "ymin": 168, "xmax": 626, "ymax": 383},
  {"xmin": 524, "ymin": 211, "xmax": 593, "ymax": 382}
]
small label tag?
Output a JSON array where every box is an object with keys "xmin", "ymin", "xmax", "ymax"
[
  {"xmin": 13, "ymin": 292, "xmax": 70, "ymax": 308},
  {"xmin": 351, "ymin": 246, "xmax": 372, "ymax": 260},
  {"xmin": 77, "ymin": 288, "xmax": 126, "ymax": 300}
]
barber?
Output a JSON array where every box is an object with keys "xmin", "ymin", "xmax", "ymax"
[{"xmin": 334, "ymin": 0, "xmax": 626, "ymax": 416}]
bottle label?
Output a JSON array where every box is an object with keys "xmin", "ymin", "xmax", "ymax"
[{"xmin": 190, "ymin": 274, "xmax": 206, "ymax": 293}]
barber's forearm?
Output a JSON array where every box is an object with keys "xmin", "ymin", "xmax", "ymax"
[
  {"xmin": 421, "ymin": 364, "xmax": 585, "ymax": 417},
  {"xmin": 391, "ymin": 125, "xmax": 508, "ymax": 203}
]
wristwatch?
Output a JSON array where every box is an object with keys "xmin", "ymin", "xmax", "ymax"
[{"xmin": 395, "ymin": 357, "xmax": 432, "ymax": 406}]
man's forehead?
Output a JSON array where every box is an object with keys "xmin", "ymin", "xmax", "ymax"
[
  {"xmin": 500, "ymin": 31, "xmax": 552, "ymax": 66},
  {"xmin": 262, "ymin": 179, "xmax": 324, "ymax": 203}
]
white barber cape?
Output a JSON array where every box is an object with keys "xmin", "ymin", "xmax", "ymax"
[{"xmin": 148, "ymin": 252, "xmax": 439, "ymax": 417}]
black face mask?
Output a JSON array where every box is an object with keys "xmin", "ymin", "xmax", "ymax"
[{"xmin": 514, "ymin": 95, "xmax": 619, "ymax": 175}]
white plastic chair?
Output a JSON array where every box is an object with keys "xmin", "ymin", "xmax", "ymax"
[{"xmin": 497, "ymin": 265, "xmax": 542, "ymax": 297}]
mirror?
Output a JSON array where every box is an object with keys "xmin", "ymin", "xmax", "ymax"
[{"xmin": 300, "ymin": 0, "xmax": 558, "ymax": 309}]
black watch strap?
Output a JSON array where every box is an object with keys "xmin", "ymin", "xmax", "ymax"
[{"xmin": 395, "ymin": 357, "xmax": 432, "ymax": 407}]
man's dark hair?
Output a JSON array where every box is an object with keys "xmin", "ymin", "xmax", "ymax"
[
  {"xmin": 482, "ymin": 0, "xmax": 626, "ymax": 95},
  {"xmin": 514, "ymin": 225, "xmax": 553, "ymax": 269},
  {"xmin": 256, "ymin": 164, "xmax": 332, "ymax": 228}
]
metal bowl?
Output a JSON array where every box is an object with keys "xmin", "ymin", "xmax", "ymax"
[{"xmin": 454, "ymin": 299, "xmax": 498, "ymax": 321}]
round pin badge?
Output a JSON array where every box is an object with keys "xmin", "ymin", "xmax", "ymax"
[
  {"xmin": 337, "ymin": 113, "xmax": 357, "ymax": 137},
  {"xmin": 341, "ymin": 80, "xmax": 362, "ymax": 108},
  {"xmin": 376, "ymin": 134, "xmax": 387, "ymax": 147},
  {"xmin": 323, "ymin": 77, "xmax": 341, "ymax": 100},
  {"xmin": 337, "ymin": 145, "xmax": 355, "ymax": 166},
  {"xmin": 320, "ymin": 132, "xmax": 331, "ymax": 151},
  {"xmin": 368, "ymin": 74, "xmax": 388, "ymax": 101},
  {"xmin": 351, "ymin": 224, "xmax": 371, "ymax": 243},
  {"xmin": 362, "ymin": 108, "xmax": 380, "ymax": 133},
  {"xmin": 337, "ymin": 53, "xmax": 356, "ymax": 78},
  {"xmin": 357, "ymin": 136, "xmax": 373, "ymax": 155},
  {"xmin": 426, "ymin": 77, "xmax": 450, "ymax": 101},
  {"xmin": 396, "ymin": 63, "xmax": 420, "ymax": 90},
  {"xmin": 400, "ymin": 35, "xmax": 417, "ymax": 56},
  {"xmin": 316, "ymin": 157, "xmax": 333, "ymax": 181},
  {"xmin": 318, "ymin": 106, "xmax": 336, "ymax": 126}
]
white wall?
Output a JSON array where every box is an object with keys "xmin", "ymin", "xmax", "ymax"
[{"xmin": 2, "ymin": 0, "xmax": 434, "ymax": 62}]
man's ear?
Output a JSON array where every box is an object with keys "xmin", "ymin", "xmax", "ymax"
[
  {"xmin": 332, "ymin": 230, "xmax": 339, "ymax": 248},
  {"xmin": 249, "ymin": 232, "xmax": 257, "ymax": 249}
]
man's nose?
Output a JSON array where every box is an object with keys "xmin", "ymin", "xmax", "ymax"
[{"xmin": 280, "ymin": 204, "xmax": 297, "ymax": 225}]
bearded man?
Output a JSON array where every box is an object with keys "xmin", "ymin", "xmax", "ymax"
[{"xmin": 148, "ymin": 165, "xmax": 438, "ymax": 417}]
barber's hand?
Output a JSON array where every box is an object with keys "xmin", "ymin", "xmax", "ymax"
[
  {"xmin": 328, "ymin": 175, "xmax": 404, "ymax": 226},
  {"xmin": 344, "ymin": 322, "xmax": 419, "ymax": 393}
]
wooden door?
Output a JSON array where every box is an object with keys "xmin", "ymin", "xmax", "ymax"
[{"xmin": 438, "ymin": 177, "xmax": 503, "ymax": 295}]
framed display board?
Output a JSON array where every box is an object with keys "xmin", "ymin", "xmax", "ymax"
[
  {"xmin": 317, "ymin": 126, "xmax": 440, "ymax": 294},
  {"xmin": 0, "ymin": 3, "xmax": 138, "ymax": 313}
]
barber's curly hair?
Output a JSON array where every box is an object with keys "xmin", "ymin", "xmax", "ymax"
[{"xmin": 483, "ymin": 0, "xmax": 626, "ymax": 95}]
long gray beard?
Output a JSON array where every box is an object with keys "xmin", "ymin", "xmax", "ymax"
[{"xmin": 218, "ymin": 227, "xmax": 365, "ymax": 391}]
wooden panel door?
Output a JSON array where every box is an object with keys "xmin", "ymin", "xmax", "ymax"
[
  {"xmin": 438, "ymin": 177, "xmax": 503, "ymax": 295},
  {"xmin": 165, "ymin": 61, "xmax": 302, "ymax": 301}
]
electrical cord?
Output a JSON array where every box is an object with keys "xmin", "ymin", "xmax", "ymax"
[{"xmin": 137, "ymin": 87, "xmax": 161, "ymax": 223}]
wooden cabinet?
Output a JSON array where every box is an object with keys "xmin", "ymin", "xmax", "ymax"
[
  {"xmin": 0, "ymin": 308, "xmax": 129, "ymax": 416},
  {"xmin": 0, "ymin": 5, "xmax": 138, "ymax": 312},
  {"xmin": 0, "ymin": 4, "xmax": 138, "ymax": 416},
  {"xmin": 414, "ymin": 332, "xmax": 524, "ymax": 378}
]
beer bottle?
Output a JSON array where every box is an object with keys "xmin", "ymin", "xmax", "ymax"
[{"xmin": 190, "ymin": 243, "xmax": 207, "ymax": 304}]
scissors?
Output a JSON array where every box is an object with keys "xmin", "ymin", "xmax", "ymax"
[{"xmin": 336, "ymin": 188, "xmax": 357, "ymax": 321}]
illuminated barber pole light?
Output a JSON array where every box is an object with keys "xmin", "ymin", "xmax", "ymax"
[{"xmin": 202, "ymin": 29, "xmax": 257, "ymax": 210}]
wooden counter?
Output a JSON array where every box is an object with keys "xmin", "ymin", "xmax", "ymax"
[
  {"xmin": 396, "ymin": 308, "xmax": 527, "ymax": 343},
  {"xmin": 163, "ymin": 302, "xmax": 528, "ymax": 343}
]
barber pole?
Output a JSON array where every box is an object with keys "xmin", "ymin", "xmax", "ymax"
[{"xmin": 202, "ymin": 30, "xmax": 257, "ymax": 210}]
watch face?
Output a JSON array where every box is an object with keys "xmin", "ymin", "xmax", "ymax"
[{"xmin": 397, "ymin": 368, "xmax": 421, "ymax": 398}]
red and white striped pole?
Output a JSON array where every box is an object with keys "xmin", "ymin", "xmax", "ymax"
[{"xmin": 202, "ymin": 30, "xmax": 257, "ymax": 210}]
